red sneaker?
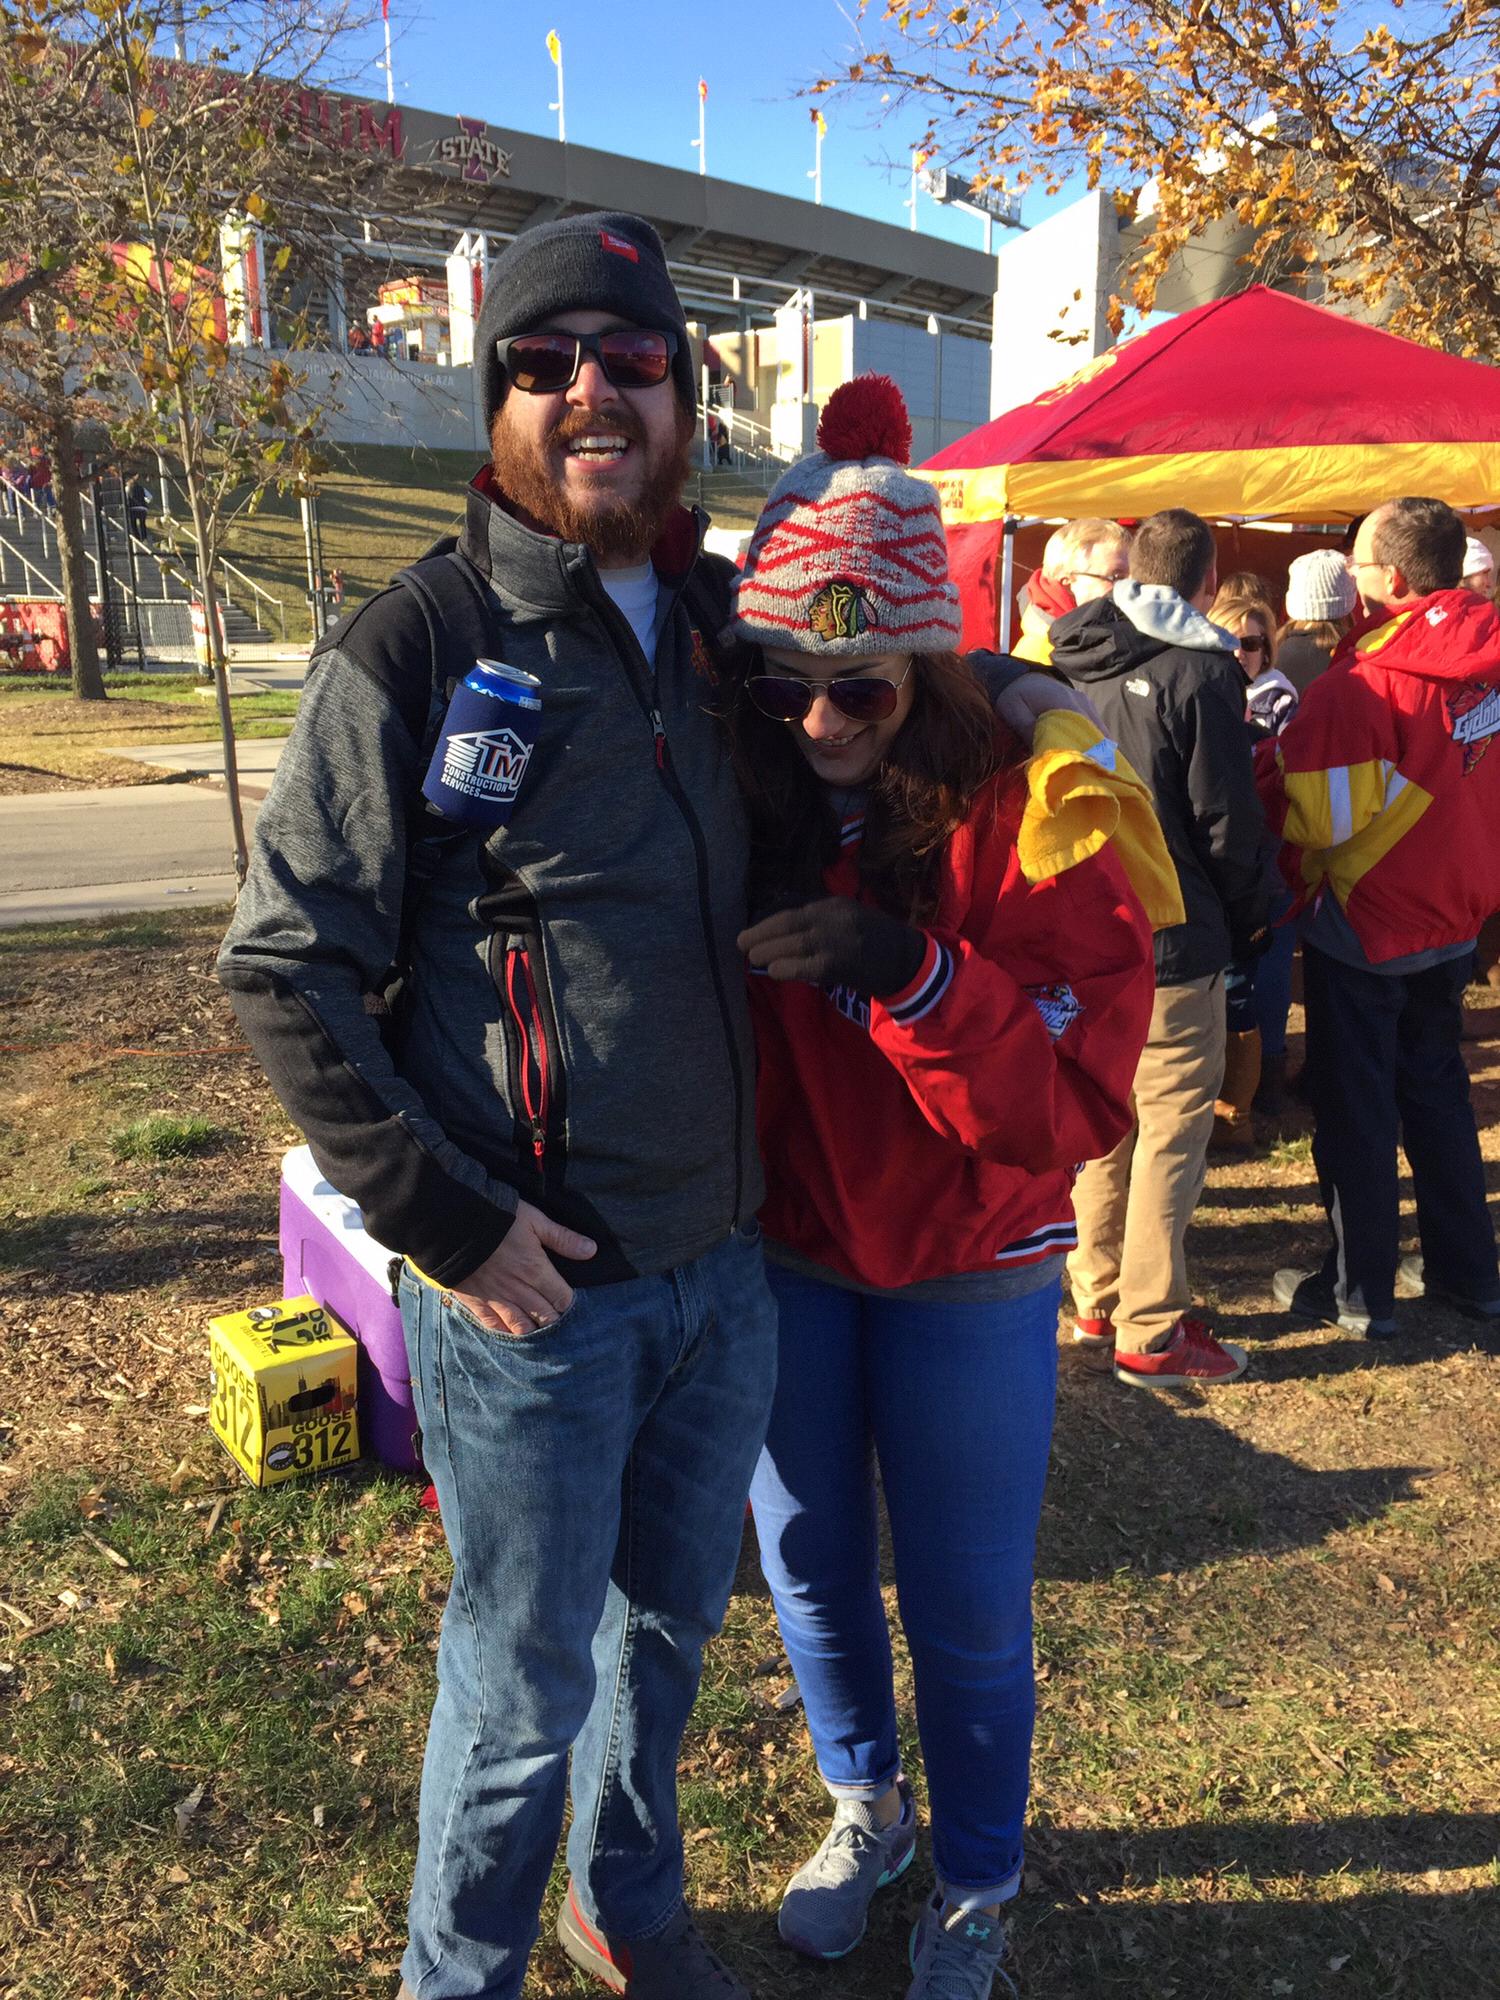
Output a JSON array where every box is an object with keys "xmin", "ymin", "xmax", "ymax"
[
  {"xmin": 1071, "ymin": 1313, "xmax": 1116, "ymax": 1349},
  {"xmin": 1114, "ymin": 1315, "xmax": 1247, "ymax": 1388}
]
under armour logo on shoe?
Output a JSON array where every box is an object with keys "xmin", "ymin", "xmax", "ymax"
[{"xmin": 965, "ymin": 1920, "xmax": 993, "ymax": 1941}]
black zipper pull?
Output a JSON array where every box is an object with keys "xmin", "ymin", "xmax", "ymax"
[
  {"xmin": 651, "ymin": 706, "xmax": 667, "ymax": 771},
  {"xmin": 529, "ymin": 1115, "xmax": 546, "ymax": 1163}
]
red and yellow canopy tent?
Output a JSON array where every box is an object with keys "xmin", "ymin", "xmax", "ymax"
[{"xmin": 921, "ymin": 286, "xmax": 1500, "ymax": 649}]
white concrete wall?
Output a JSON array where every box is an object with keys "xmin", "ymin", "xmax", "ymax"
[
  {"xmin": 293, "ymin": 350, "xmax": 486, "ymax": 453},
  {"xmin": 990, "ymin": 188, "xmax": 1117, "ymax": 416},
  {"xmin": 849, "ymin": 318, "xmax": 991, "ymax": 461}
]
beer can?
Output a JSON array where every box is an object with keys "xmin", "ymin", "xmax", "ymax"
[{"xmin": 421, "ymin": 659, "xmax": 543, "ymax": 828}]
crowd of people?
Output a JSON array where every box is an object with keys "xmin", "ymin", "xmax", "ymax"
[
  {"xmin": 217, "ymin": 208, "xmax": 1499, "ymax": 2000},
  {"xmin": 1020, "ymin": 500, "xmax": 1500, "ymax": 1355}
]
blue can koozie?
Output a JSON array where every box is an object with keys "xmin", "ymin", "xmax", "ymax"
[{"xmin": 421, "ymin": 658, "xmax": 543, "ymax": 827}]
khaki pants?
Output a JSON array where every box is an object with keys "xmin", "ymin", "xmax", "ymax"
[{"xmin": 1068, "ymin": 972, "xmax": 1226, "ymax": 1354}]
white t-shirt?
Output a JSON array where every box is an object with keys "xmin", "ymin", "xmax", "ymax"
[{"xmin": 600, "ymin": 561, "xmax": 660, "ymax": 665}]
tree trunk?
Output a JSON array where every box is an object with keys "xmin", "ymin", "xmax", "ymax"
[
  {"xmin": 33, "ymin": 323, "xmax": 106, "ymax": 700},
  {"xmin": 178, "ymin": 418, "xmax": 248, "ymax": 884},
  {"xmin": 53, "ymin": 417, "xmax": 105, "ymax": 701}
]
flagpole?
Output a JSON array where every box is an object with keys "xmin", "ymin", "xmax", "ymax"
[
  {"xmin": 382, "ymin": 1, "xmax": 393, "ymax": 105},
  {"xmin": 811, "ymin": 114, "xmax": 824, "ymax": 205},
  {"xmin": 695, "ymin": 79, "xmax": 707, "ymax": 176},
  {"xmin": 909, "ymin": 149, "xmax": 920, "ymax": 231},
  {"xmin": 546, "ymin": 31, "xmax": 566, "ymax": 142}
]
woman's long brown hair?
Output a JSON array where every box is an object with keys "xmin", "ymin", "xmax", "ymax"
[{"xmin": 725, "ymin": 647, "xmax": 1012, "ymax": 927}]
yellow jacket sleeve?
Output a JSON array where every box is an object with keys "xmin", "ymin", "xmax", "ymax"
[{"xmin": 1018, "ymin": 710, "xmax": 1186, "ymax": 931}]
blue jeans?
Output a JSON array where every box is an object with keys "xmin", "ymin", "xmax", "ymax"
[
  {"xmin": 1255, "ymin": 894, "xmax": 1299, "ymax": 1060},
  {"xmin": 399, "ymin": 1227, "xmax": 777, "ymax": 1999},
  {"xmin": 749, "ymin": 1265, "xmax": 1060, "ymax": 1909}
]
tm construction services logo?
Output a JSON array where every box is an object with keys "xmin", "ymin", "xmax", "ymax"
[{"xmin": 442, "ymin": 727, "xmax": 534, "ymax": 802}]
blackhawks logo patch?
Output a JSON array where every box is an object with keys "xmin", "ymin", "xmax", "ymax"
[
  {"xmin": 1446, "ymin": 681, "xmax": 1500, "ymax": 774},
  {"xmin": 808, "ymin": 579, "xmax": 878, "ymax": 643}
]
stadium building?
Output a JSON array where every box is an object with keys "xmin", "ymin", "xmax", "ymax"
[{"xmin": 244, "ymin": 84, "xmax": 1005, "ymax": 461}]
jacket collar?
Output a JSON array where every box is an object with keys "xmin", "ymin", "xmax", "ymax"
[
  {"xmin": 459, "ymin": 464, "xmax": 708, "ymax": 615},
  {"xmin": 1111, "ymin": 579, "xmax": 1236, "ymax": 655},
  {"xmin": 1354, "ymin": 588, "xmax": 1500, "ymax": 683}
]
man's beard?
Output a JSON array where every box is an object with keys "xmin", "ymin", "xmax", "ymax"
[{"xmin": 489, "ymin": 401, "xmax": 695, "ymax": 565}]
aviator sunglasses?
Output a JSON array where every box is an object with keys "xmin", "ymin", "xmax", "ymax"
[
  {"xmin": 747, "ymin": 659, "xmax": 915, "ymax": 725},
  {"xmin": 495, "ymin": 328, "xmax": 679, "ymax": 394}
]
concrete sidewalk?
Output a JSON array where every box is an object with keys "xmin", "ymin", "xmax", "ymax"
[
  {"xmin": 109, "ymin": 737, "xmax": 288, "ymax": 798},
  {"xmin": 0, "ymin": 783, "xmax": 252, "ymax": 927}
]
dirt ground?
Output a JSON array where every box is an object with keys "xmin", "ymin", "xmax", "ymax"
[{"xmin": 1, "ymin": 911, "xmax": 1496, "ymax": 2000}]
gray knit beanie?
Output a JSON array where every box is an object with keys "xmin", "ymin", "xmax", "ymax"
[
  {"xmin": 475, "ymin": 211, "xmax": 694, "ymax": 429},
  {"xmin": 1286, "ymin": 548, "xmax": 1357, "ymax": 623}
]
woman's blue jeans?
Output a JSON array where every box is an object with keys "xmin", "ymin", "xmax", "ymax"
[
  {"xmin": 399, "ymin": 1228, "xmax": 777, "ymax": 1999},
  {"xmin": 749, "ymin": 1264, "xmax": 1060, "ymax": 1907}
]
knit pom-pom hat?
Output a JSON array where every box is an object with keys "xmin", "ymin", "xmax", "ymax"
[{"xmin": 729, "ymin": 374, "xmax": 961, "ymax": 657}]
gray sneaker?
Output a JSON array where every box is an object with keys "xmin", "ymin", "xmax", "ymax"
[
  {"xmin": 556, "ymin": 1880, "xmax": 750, "ymax": 1997},
  {"xmin": 778, "ymin": 1777, "xmax": 917, "ymax": 1958},
  {"xmin": 906, "ymin": 1890, "xmax": 1018, "ymax": 1999},
  {"xmin": 1398, "ymin": 1255, "xmax": 1500, "ymax": 1319},
  {"xmin": 1273, "ymin": 1268, "xmax": 1397, "ymax": 1339}
]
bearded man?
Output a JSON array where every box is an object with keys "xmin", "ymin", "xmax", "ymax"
[{"xmin": 219, "ymin": 210, "xmax": 1082, "ymax": 2000}]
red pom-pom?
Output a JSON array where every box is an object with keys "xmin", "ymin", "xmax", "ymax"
[{"xmin": 816, "ymin": 374, "xmax": 913, "ymax": 466}]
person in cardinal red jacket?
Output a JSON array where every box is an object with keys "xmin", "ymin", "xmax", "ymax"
[
  {"xmin": 1261, "ymin": 496, "xmax": 1500, "ymax": 1338},
  {"xmin": 726, "ymin": 376, "xmax": 1155, "ymax": 1999}
]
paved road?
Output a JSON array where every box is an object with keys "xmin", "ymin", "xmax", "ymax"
[{"xmin": 0, "ymin": 782, "xmax": 254, "ymax": 926}]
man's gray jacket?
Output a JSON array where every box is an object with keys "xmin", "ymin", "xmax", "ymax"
[{"xmin": 218, "ymin": 474, "xmax": 762, "ymax": 1288}]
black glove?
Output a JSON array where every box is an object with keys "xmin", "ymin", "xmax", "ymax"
[
  {"xmin": 737, "ymin": 897, "xmax": 926, "ymax": 998},
  {"xmin": 1231, "ymin": 921, "xmax": 1275, "ymax": 963}
]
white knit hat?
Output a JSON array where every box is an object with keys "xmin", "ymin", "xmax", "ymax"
[
  {"xmin": 1286, "ymin": 548, "xmax": 1357, "ymax": 623},
  {"xmin": 1463, "ymin": 534, "xmax": 1495, "ymax": 580}
]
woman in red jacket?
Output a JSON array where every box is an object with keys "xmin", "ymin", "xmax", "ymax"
[{"xmin": 728, "ymin": 378, "xmax": 1154, "ymax": 1999}]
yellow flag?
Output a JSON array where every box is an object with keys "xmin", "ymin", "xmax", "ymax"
[
  {"xmin": 813, "ymin": 109, "xmax": 827, "ymax": 139},
  {"xmin": 546, "ymin": 28, "xmax": 561, "ymax": 65}
]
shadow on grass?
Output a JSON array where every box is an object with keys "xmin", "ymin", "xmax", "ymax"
[
  {"xmin": 692, "ymin": 1814, "xmax": 1496, "ymax": 1999},
  {"xmin": 1030, "ymin": 1807, "xmax": 1500, "ymax": 1893},
  {"xmin": 1038, "ymin": 1365, "xmax": 1428, "ymax": 1581},
  {"xmin": 1197, "ymin": 1177, "xmax": 1322, "ymax": 1210},
  {"xmin": 0, "ymin": 1201, "xmax": 275, "ymax": 1281},
  {"xmin": 729, "ymin": 1358, "xmax": 1429, "ymax": 1597}
]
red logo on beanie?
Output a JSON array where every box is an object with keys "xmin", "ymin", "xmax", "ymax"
[{"xmin": 600, "ymin": 230, "xmax": 639, "ymax": 262}]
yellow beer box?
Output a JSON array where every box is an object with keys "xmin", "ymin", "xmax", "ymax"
[{"xmin": 208, "ymin": 1295, "xmax": 361, "ymax": 1488}]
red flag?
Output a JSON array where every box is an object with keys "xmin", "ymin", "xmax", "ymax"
[
  {"xmin": 698, "ymin": 77, "xmax": 708, "ymax": 101},
  {"xmin": 381, "ymin": 0, "xmax": 389, "ymax": 17}
]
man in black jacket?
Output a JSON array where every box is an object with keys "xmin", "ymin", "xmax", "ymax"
[{"xmin": 1050, "ymin": 508, "xmax": 1270, "ymax": 1389}]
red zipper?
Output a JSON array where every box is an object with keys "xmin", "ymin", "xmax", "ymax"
[{"xmin": 504, "ymin": 945, "xmax": 549, "ymax": 1164}]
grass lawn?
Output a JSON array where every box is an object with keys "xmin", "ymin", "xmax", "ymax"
[
  {"xmin": 216, "ymin": 444, "xmax": 473, "ymax": 642},
  {"xmin": 210, "ymin": 445, "xmax": 767, "ymax": 642},
  {"xmin": 1, "ymin": 910, "xmax": 1496, "ymax": 1999},
  {"xmin": 0, "ymin": 677, "xmax": 299, "ymax": 795}
]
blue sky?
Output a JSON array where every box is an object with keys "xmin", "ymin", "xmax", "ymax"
[{"xmin": 373, "ymin": 0, "xmax": 1026, "ymax": 251}]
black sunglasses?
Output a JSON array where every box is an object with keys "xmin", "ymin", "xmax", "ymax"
[
  {"xmin": 495, "ymin": 328, "xmax": 678, "ymax": 395},
  {"xmin": 1237, "ymin": 633, "xmax": 1268, "ymax": 653},
  {"xmin": 747, "ymin": 660, "xmax": 914, "ymax": 724}
]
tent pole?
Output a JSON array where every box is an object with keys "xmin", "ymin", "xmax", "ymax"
[{"xmin": 998, "ymin": 515, "xmax": 1017, "ymax": 652}]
